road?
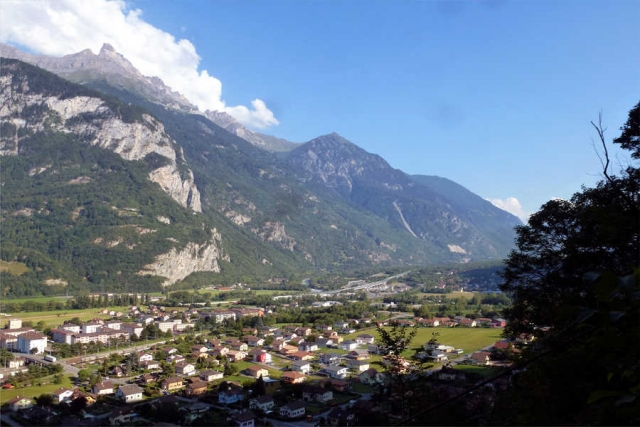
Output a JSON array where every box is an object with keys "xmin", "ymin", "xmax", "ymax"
[{"xmin": 316, "ymin": 271, "xmax": 412, "ymax": 296}]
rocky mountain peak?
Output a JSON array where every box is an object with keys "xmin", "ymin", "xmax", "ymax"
[{"xmin": 99, "ymin": 43, "xmax": 116, "ymax": 54}]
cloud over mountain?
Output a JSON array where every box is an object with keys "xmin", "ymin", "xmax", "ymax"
[
  {"xmin": 0, "ymin": 0, "xmax": 278, "ymax": 129},
  {"xmin": 487, "ymin": 197, "xmax": 529, "ymax": 223}
]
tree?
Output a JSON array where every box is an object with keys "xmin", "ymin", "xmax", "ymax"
[
  {"xmin": 494, "ymin": 102, "xmax": 640, "ymax": 425},
  {"xmin": 53, "ymin": 373, "xmax": 64, "ymax": 384},
  {"xmin": 255, "ymin": 374, "xmax": 266, "ymax": 396},
  {"xmin": 35, "ymin": 393, "xmax": 54, "ymax": 406},
  {"xmin": 77, "ymin": 369, "xmax": 90, "ymax": 383}
]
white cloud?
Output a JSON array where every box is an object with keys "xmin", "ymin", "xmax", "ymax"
[
  {"xmin": 487, "ymin": 197, "xmax": 529, "ymax": 223},
  {"xmin": 0, "ymin": 0, "xmax": 278, "ymax": 129}
]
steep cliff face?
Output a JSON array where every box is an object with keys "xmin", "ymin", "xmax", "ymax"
[
  {"xmin": 138, "ymin": 229, "xmax": 229, "ymax": 287},
  {"xmin": 0, "ymin": 60, "xmax": 201, "ymax": 212}
]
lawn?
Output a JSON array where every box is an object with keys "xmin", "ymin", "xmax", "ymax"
[{"xmin": 0, "ymin": 374, "xmax": 75, "ymax": 402}]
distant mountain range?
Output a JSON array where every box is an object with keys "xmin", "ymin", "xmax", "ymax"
[{"xmin": 0, "ymin": 44, "xmax": 521, "ymax": 296}]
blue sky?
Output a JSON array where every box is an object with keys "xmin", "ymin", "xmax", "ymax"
[{"xmin": 3, "ymin": 0, "xmax": 639, "ymax": 220}]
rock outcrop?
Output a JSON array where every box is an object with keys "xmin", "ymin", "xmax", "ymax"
[{"xmin": 138, "ymin": 229, "xmax": 229, "ymax": 287}]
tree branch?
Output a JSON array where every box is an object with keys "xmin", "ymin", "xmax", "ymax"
[{"xmin": 591, "ymin": 112, "xmax": 611, "ymax": 183}]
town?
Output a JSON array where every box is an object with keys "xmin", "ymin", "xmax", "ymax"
[{"xmin": 0, "ymin": 294, "xmax": 521, "ymax": 426}]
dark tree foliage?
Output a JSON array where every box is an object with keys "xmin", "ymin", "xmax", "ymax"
[{"xmin": 494, "ymin": 101, "xmax": 640, "ymax": 425}]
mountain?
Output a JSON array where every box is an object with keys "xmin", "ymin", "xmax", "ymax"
[
  {"xmin": 0, "ymin": 45, "xmax": 521, "ymax": 297},
  {"xmin": 285, "ymin": 133, "xmax": 521, "ymax": 259}
]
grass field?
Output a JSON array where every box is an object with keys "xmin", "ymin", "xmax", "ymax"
[
  {"xmin": 1, "ymin": 306, "xmax": 131, "ymax": 329},
  {"xmin": 2, "ymin": 295, "xmax": 74, "ymax": 305},
  {"xmin": 344, "ymin": 327, "xmax": 502, "ymax": 357},
  {"xmin": 0, "ymin": 374, "xmax": 75, "ymax": 402},
  {"xmin": 0, "ymin": 260, "xmax": 29, "ymax": 275}
]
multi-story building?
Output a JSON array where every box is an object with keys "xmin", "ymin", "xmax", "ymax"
[{"xmin": 17, "ymin": 332, "xmax": 47, "ymax": 354}]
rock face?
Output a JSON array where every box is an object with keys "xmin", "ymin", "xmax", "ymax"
[
  {"xmin": 138, "ymin": 229, "xmax": 229, "ymax": 287},
  {"xmin": 0, "ymin": 60, "xmax": 201, "ymax": 212}
]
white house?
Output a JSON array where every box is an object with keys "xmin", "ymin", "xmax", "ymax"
[
  {"xmin": 338, "ymin": 340, "xmax": 358, "ymax": 351},
  {"xmin": 249, "ymin": 395, "xmax": 275, "ymax": 412},
  {"xmin": 116, "ymin": 384, "xmax": 144, "ymax": 403},
  {"xmin": 280, "ymin": 400, "xmax": 306, "ymax": 419},
  {"xmin": 291, "ymin": 360, "xmax": 311, "ymax": 374},
  {"xmin": 324, "ymin": 365, "xmax": 348, "ymax": 379},
  {"xmin": 52, "ymin": 388, "xmax": 74, "ymax": 403},
  {"xmin": 175, "ymin": 361, "xmax": 196, "ymax": 376}
]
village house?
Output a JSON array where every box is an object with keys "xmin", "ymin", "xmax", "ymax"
[
  {"xmin": 231, "ymin": 410, "xmax": 256, "ymax": 427},
  {"xmin": 191, "ymin": 345, "xmax": 208, "ymax": 353},
  {"xmin": 347, "ymin": 359, "xmax": 370, "ymax": 372},
  {"xmin": 230, "ymin": 340, "xmax": 249, "ymax": 351},
  {"xmin": 140, "ymin": 373, "xmax": 157, "ymax": 385},
  {"xmin": 316, "ymin": 337, "xmax": 334, "ymax": 348},
  {"xmin": 290, "ymin": 351, "xmax": 315, "ymax": 361},
  {"xmin": 291, "ymin": 360, "xmax": 311, "ymax": 374},
  {"xmin": 161, "ymin": 376, "xmax": 184, "ymax": 391},
  {"xmin": 244, "ymin": 336, "xmax": 265, "ymax": 347},
  {"xmin": 245, "ymin": 365, "xmax": 269, "ymax": 378},
  {"xmin": 295, "ymin": 327, "xmax": 312, "ymax": 337},
  {"xmin": 359, "ymin": 368, "xmax": 386, "ymax": 385},
  {"xmin": 138, "ymin": 352, "xmax": 153, "ymax": 362},
  {"xmin": 347, "ymin": 349, "xmax": 370, "ymax": 360},
  {"xmin": 339, "ymin": 340, "xmax": 358, "ymax": 351},
  {"xmin": 470, "ymin": 351, "xmax": 492, "ymax": 365},
  {"xmin": 280, "ymin": 400, "xmax": 306, "ymax": 419},
  {"xmin": 282, "ymin": 371, "xmax": 306, "ymax": 384},
  {"xmin": 200, "ymin": 369, "xmax": 224, "ymax": 382},
  {"xmin": 219, "ymin": 385, "xmax": 245, "ymax": 404},
  {"xmin": 116, "ymin": 384, "xmax": 144, "ymax": 403},
  {"xmin": 299, "ymin": 342, "xmax": 318, "ymax": 352},
  {"xmin": 249, "ymin": 394, "xmax": 275, "ymax": 412},
  {"xmin": 92, "ymin": 381, "xmax": 115, "ymax": 395},
  {"xmin": 324, "ymin": 365, "xmax": 348, "ymax": 379},
  {"xmin": 356, "ymin": 334, "xmax": 375, "ymax": 345},
  {"xmin": 303, "ymin": 385, "xmax": 333, "ymax": 403},
  {"xmin": 320, "ymin": 353, "xmax": 341, "ymax": 365},
  {"xmin": 141, "ymin": 360, "xmax": 160, "ymax": 370},
  {"xmin": 52, "ymin": 388, "xmax": 74, "ymax": 403},
  {"xmin": 175, "ymin": 361, "xmax": 196, "ymax": 376},
  {"xmin": 227, "ymin": 350, "xmax": 247, "ymax": 362},
  {"xmin": 460, "ymin": 318, "xmax": 477, "ymax": 328},
  {"xmin": 7, "ymin": 396, "xmax": 34, "ymax": 412},
  {"xmin": 186, "ymin": 380, "xmax": 208, "ymax": 396}
]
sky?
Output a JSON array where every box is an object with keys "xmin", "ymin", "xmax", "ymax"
[{"xmin": 2, "ymin": 0, "xmax": 639, "ymax": 222}]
